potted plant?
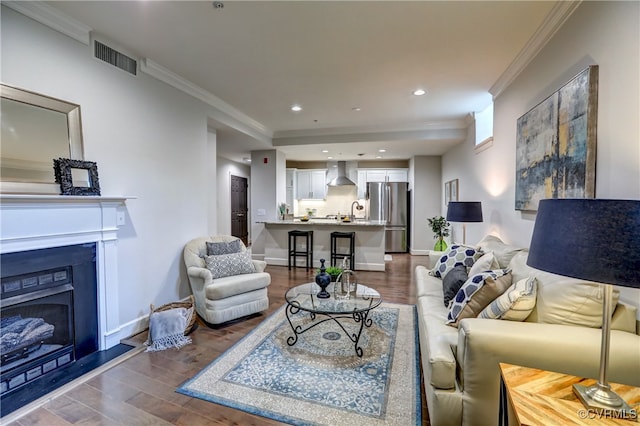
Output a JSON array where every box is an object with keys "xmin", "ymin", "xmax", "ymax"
[
  {"xmin": 428, "ymin": 216, "xmax": 450, "ymax": 251},
  {"xmin": 317, "ymin": 265, "xmax": 343, "ymax": 282}
]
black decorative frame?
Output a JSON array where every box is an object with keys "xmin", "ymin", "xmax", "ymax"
[{"xmin": 53, "ymin": 158, "xmax": 101, "ymax": 196}]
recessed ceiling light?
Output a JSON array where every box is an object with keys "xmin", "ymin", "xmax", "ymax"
[
  {"xmin": 322, "ymin": 150, "xmax": 329, "ymax": 153},
  {"xmin": 378, "ymin": 149, "xmax": 386, "ymax": 153},
  {"xmin": 375, "ymin": 155, "xmax": 382, "ymax": 159},
  {"xmin": 242, "ymin": 157, "xmax": 251, "ymax": 162},
  {"xmin": 352, "ymin": 107, "xmax": 361, "ymax": 111},
  {"xmin": 291, "ymin": 104, "xmax": 302, "ymax": 112},
  {"xmin": 412, "ymin": 89, "xmax": 426, "ymax": 96},
  {"xmin": 327, "ymin": 156, "xmax": 334, "ymax": 159}
]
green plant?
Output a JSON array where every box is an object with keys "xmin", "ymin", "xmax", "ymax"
[
  {"xmin": 318, "ymin": 266, "xmax": 343, "ymax": 281},
  {"xmin": 428, "ymin": 216, "xmax": 450, "ymax": 251}
]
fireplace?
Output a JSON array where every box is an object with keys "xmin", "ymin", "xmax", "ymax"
[
  {"xmin": 1, "ymin": 244, "xmax": 98, "ymax": 400},
  {"xmin": 0, "ymin": 194, "xmax": 131, "ymax": 418}
]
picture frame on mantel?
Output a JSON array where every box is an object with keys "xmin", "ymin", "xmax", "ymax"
[
  {"xmin": 54, "ymin": 158, "xmax": 101, "ymax": 196},
  {"xmin": 515, "ymin": 65, "xmax": 598, "ymax": 211}
]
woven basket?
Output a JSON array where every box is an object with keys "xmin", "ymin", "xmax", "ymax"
[{"xmin": 150, "ymin": 294, "xmax": 197, "ymax": 335}]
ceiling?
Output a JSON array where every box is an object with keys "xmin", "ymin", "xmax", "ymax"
[{"xmin": 45, "ymin": 1, "xmax": 562, "ymax": 163}]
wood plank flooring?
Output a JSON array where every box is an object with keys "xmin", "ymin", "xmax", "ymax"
[{"xmin": 7, "ymin": 253, "xmax": 431, "ymax": 425}]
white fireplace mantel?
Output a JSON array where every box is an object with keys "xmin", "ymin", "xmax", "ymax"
[{"xmin": 1, "ymin": 194, "xmax": 135, "ymax": 350}]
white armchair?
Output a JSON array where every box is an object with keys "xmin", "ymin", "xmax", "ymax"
[{"xmin": 183, "ymin": 235, "xmax": 271, "ymax": 325}]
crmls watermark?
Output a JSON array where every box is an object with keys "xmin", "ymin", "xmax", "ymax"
[{"xmin": 577, "ymin": 408, "xmax": 638, "ymax": 420}]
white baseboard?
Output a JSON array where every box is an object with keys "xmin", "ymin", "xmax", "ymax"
[
  {"xmin": 104, "ymin": 316, "xmax": 148, "ymax": 348},
  {"xmin": 410, "ymin": 249, "xmax": 431, "ymax": 255}
]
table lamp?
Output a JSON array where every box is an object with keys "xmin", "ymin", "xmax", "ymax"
[
  {"xmin": 446, "ymin": 201, "xmax": 483, "ymax": 244},
  {"xmin": 527, "ymin": 198, "xmax": 640, "ymax": 413}
]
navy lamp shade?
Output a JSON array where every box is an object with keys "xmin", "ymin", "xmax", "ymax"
[
  {"xmin": 527, "ymin": 199, "xmax": 640, "ymax": 412},
  {"xmin": 446, "ymin": 202, "xmax": 483, "ymax": 244}
]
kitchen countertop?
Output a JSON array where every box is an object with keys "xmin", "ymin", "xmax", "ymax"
[{"xmin": 259, "ymin": 219, "xmax": 385, "ymax": 226}]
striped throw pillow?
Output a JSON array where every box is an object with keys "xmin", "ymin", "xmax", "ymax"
[{"xmin": 478, "ymin": 276, "xmax": 537, "ymax": 321}]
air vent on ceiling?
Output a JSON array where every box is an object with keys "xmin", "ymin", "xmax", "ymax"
[{"xmin": 93, "ymin": 40, "xmax": 137, "ymax": 76}]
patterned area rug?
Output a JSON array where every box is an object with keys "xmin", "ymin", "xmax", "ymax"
[{"xmin": 177, "ymin": 302, "xmax": 420, "ymax": 425}]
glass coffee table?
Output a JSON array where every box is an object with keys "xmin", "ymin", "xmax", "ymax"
[{"xmin": 284, "ymin": 282, "xmax": 382, "ymax": 357}]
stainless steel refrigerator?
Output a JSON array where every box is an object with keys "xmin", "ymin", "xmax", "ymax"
[{"xmin": 366, "ymin": 181, "xmax": 409, "ymax": 252}]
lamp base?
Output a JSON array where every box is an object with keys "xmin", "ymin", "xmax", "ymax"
[{"xmin": 573, "ymin": 383, "xmax": 635, "ymax": 418}]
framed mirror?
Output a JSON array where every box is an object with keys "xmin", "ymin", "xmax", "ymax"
[
  {"xmin": 54, "ymin": 158, "xmax": 101, "ymax": 196},
  {"xmin": 1, "ymin": 83, "xmax": 84, "ymax": 194}
]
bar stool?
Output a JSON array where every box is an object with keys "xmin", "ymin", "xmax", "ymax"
[
  {"xmin": 288, "ymin": 230, "xmax": 314, "ymax": 270},
  {"xmin": 330, "ymin": 231, "xmax": 355, "ymax": 269}
]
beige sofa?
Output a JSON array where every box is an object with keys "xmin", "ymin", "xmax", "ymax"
[
  {"xmin": 184, "ymin": 235, "xmax": 271, "ymax": 325},
  {"xmin": 416, "ymin": 235, "xmax": 640, "ymax": 426}
]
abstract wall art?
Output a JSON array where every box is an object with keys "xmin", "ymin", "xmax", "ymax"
[{"xmin": 515, "ymin": 66, "xmax": 598, "ymax": 211}]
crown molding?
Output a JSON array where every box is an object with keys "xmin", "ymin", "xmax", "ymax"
[
  {"xmin": 273, "ymin": 127, "xmax": 467, "ymax": 147},
  {"xmin": 3, "ymin": 0, "xmax": 91, "ymax": 45},
  {"xmin": 490, "ymin": 1, "xmax": 582, "ymax": 98},
  {"xmin": 140, "ymin": 59, "xmax": 273, "ymax": 140},
  {"xmin": 273, "ymin": 118, "xmax": 469, "ymax": 140},
  {"xmin": 4, "ymin": 1, "xmax": 273, "ymax": 143}
]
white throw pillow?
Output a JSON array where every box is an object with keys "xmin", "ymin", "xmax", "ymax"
[
  {"xmin": 476, "ymin": 235, "xmax": 523, "ymax": 269},
  {"xmin": 478, "ymin": 276, "xmax": 537, "ymax": 321},
  {"xmin": 468, "ymin": 251, "xmax": 500, "ymax": 277}
]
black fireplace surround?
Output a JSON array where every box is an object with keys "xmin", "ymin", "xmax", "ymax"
[{"xmin": 0, "ymin": 243, "xmax": 131, "ymax": 417}]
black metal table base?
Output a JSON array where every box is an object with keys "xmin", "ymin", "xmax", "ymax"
[{"xmin": 285, "ymin": 302, "xmax": 373, "ymax": 357}]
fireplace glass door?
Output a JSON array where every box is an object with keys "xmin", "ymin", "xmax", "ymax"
[{"xmin": 1, "ymin": 281, "xmax": 75, "ymax": 396}]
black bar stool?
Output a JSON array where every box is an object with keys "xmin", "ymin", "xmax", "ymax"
[
  {"xmin": 288, "ymin": 230, "xmax": 314, "ymax": 270},
  {"xmin": 330, "ymin": 231, "xmax": 355, "ymax": 269}
]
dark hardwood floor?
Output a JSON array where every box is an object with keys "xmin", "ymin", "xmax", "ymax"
[{"xmin": 7, "ymin": 253, "xmax": 431, "ymax": 425}]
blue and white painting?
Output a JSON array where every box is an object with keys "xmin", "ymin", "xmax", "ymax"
[{"xmin": 515, "ymin": 66, "xmax": 597, "ymax": 211}]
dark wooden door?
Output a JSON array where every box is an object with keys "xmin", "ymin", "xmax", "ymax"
[{"xmin": 231, "ymin": 175, "xmax": 248, "ymax": 246}]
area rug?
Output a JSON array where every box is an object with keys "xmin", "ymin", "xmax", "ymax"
[{"xmin": 177, "ymin": 302, "xmax": 420, "ymax": 425}]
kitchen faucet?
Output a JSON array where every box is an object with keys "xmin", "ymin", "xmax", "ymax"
[{"xmin": 351, "ymin": 201, "xmax": 364, "ymax": 220}]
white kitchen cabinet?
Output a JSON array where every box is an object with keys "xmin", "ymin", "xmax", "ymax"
[
  {"xmin": 296, "ymin": 169, "xmax": 326, "ymax": 200},
  {"xmin": 357, "ymin": 170, "xmax": 367, "ymax": 199},
  {"xmin": 286, "ymin": 168, "xmax": 296, "ymax": 188},
  {"xmin": 386, "ymin": 169, "xmax": 408, "ymax": 182},
  {"xmin": 364, "ymin": 170, "xmax": 388, "ymax": 183},
  {"xmin": 357, "ymin": 169, "xmax": 408, "ymax": 198},
  {"xmin": 286, "ymin": 168, "xmax": 296, "ymax": 208}
]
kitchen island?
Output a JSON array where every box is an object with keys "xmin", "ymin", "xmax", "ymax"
[{"xmin": 258, "ymin": 219, "xmax": 386, "ymax": 271}]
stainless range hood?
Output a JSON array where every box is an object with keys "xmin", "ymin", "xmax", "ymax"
[{"xmin": 327, "ymin": 161, "xmax": 356, "ymax": 186}]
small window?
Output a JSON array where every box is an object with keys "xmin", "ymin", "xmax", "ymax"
[{"xmin": 475, "ymin": 102, "xmax": 493, "ymax": 147}]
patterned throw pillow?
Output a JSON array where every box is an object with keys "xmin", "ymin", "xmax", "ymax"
[
  {"xmin": 429, "ymin": 245, "xmax": 483, "ymax": 279},
  {"xmin": 205, "ymin": 251, "xmax": 255, "ymax": 279},
  {"xmin": 446, "ymin": 269, "xmax": 511, "ymax": 326},
  {"xmin": 206, "ymin": 239, "xmax": 243, "ymax": 256},
  {"xmin": 478, "ymin": 276, "xmax": 537, "ymax": 321},
  {"xmin": 443, "ymin": 264, "xmax": 468, "ymax": 308}
]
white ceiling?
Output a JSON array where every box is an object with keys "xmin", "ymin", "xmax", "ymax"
[{"xmin": 44, "ymin": 1, "xmax": 562, "ymax": 163}]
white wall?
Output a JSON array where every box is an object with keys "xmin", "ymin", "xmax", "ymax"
[
  {"xmin": 216, "ymin": 156, "xmax": 251, "ymax": 236},
  {"xmin": 409, "ymin": 156, "xmax": 442, "ymax": 254},
  {"xmin": 207, "ymin": 130, "xmax": 218, "ymax": 234},
  {"xmin": 442, "ymin": 2, "xmax": 639, "ymax": 307},
  {"xmin": 250, "ymin": 149, "xmax": 283, "ymax": 259},
  {"xmin": 1, "ymin": 7, "xmax": 220, "ymax": 336}
]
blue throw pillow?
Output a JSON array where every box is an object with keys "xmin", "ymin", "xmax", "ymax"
[
  {"xmin": 430, "ymin": 245, "xmax": 483, "ymax": 279},
  {"xmin": 442, "ymin": 264, "xmax": 469, "ymax": 307}
]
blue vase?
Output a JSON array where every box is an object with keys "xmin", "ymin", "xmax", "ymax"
[{"xmin": 315, "ymin": 258, "xmax": 331, "ymax": 299}]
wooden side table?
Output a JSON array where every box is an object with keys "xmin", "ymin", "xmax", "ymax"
[{"xmin": 499, "ymin": 363, "xmax": 640, "ymax": 425}]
